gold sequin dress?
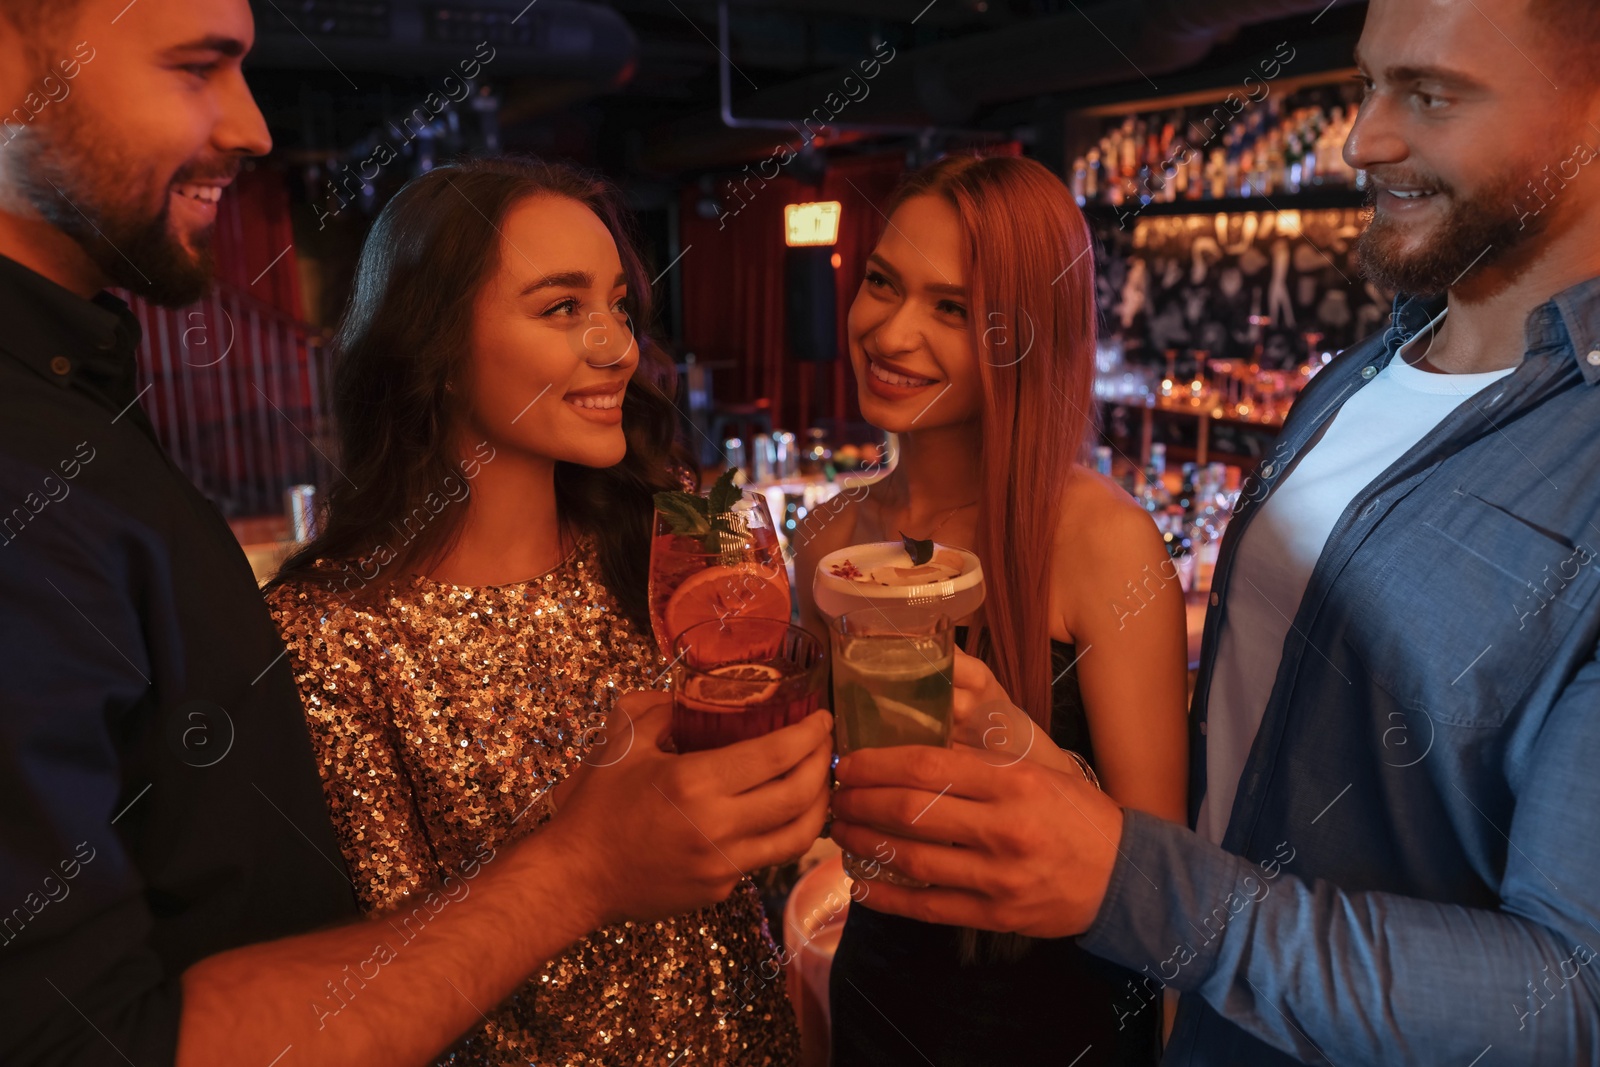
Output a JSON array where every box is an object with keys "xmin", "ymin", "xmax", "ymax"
[{"xmin": 266, "ymin": 538, "xmax": 801, "ymax": 1066}]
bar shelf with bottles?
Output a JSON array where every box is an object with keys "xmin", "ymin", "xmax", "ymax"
[
  {"xmin": 1095, "ymin": 337, "xmax": 1337, "ymax": 466},
  {"xmin": 1066, "ymin": 75, "xmax": 1379, "ymax": 594},
  {"xmin": 1092, "ymin": 441, "xmax": 1236, "ymax": 597},
  {"xmin": 718, "ymin": 426, "xmax": 893, "ymax": 556},
  {"xmin": 1070, "ymin": 80, "xmax": 1369, "ymax": 216}
]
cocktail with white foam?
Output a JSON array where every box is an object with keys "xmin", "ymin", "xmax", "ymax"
[{"xmin": 812, "ymin": 541, "xmax": 985, "ymax": 626}]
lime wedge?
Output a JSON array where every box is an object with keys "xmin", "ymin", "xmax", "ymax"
[{"xmin": 867, "ymin": 693, "xmax": 946, "ymax": 744}]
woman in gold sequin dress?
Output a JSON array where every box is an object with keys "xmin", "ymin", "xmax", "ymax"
[{"xmin": 265, "ymin": 158, "xmax": 826, "ymax": 1065}]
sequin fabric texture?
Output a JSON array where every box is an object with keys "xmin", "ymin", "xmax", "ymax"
[{"xmin": 267, "ymin": 539, "xmax": 800, "ymax": 1065}]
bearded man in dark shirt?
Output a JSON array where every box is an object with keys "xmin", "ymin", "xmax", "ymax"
[{"xmin": 0, "ymin": 3, "xmax": 832, "ymax": 1064}]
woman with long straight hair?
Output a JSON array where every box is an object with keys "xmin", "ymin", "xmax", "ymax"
[
  {"xmin": 796, "ymin": 154, "xmax": 1188, "ymax": 1064},
  {"xmin": 267, "ymin": 156, "xmax": 827, "ymax": 1065}
]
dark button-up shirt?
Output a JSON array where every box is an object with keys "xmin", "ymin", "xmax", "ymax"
[
  {"xmin": 1082, "ymin": 275, "xmax": 1600, "ymax": 1065},
  {"xmin": 0, "ymin": 254, "xmax": 358, "ymax": 1064}
]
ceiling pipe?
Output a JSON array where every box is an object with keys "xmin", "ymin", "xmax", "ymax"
[
  {"xmin": 716, "ymin": 0, "xmax": 949, "ymax": 137},
  {"xmin": 643, "ymin": 0, "xmax": 1362, "ymax": 172},
  {"xmin": 737, "ymin": 0, "xmax": 1361, "ymax": 123},
  {"xmin": 248, "ymin": 0, "xmax": 637, "ymax": 84}
]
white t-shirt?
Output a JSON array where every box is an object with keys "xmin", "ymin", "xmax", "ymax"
[{"xmin": 1197, "ymin": 330, "xmax": 1516, "ymax": 845}]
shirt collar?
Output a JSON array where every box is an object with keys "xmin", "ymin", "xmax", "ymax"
[
  {"xmin": 1384, "ymin": 274, "xmax": 1600, "ymax": 385},
  {"xmin": 0, "ymin": 251, "xmax": 142, "ymax": 395},
  {"xmin": 1541, "ymin": 274, "xmax": 1600, "ymax": 384},
  {"xmin": 1381, "ymin": 292, "xmax": 1449, "ymax": 361}
]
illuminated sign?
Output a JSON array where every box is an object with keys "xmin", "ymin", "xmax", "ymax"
[{"xmin": 784, "ymin": 201, "xmax": 842, "ymax": 246}]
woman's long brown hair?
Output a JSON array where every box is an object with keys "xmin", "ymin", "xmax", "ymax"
[
  {"xmin": 886, "ymin": 154, "xmax": 1098, "ymax": 734},
  {"xmin": 270, "ymin": 155, "xmax": 691, "ymax": 629}
]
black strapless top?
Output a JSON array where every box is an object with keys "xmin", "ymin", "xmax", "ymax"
[
  {"xmin": 827, "ymin": 635, "xmax": 1161, "ymax": 1067},
  {"xmin": 955, "ymin": 625, "xmax": 1096, "ymax": 757}
]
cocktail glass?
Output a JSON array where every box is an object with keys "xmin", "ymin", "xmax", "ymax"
[
  {"xmin": 811, "ymin": 541, "xmax": 984, "ymax": 629},
  {"xmin": 670, "ymin": 618, "xmax": 825, "ymax": 752},
  {"xmin": 831, "ymin": 606, "xmax": 955, "ymax": 887},
  {"xmin": 649, "ymin": 488, "xmax": 790, "ymax": 655}
]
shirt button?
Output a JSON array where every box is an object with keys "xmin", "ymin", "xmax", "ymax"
[
  {"xmin": 1199, "ymin": 721, "xmax": 1209, "ymax": 736},
  {"xmin": 50, "ymin": 356, "xmax": 71, "ymax": 375},
  {"xmin": 1587, "ymin": 349, "xmax": 1600, "ymax": 367},
  {"xmin": 1209, "ymin": 591, "xmax": 1220, "ymax": 607},
  {"xmin": 1261, "ymin": 462, "xmax": 1276, "ymax": 478},
  {"xmin": 1361, "ymin": 365, "xmax": 1378, "ymax": 379}
]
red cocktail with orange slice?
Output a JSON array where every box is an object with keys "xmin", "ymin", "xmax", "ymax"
[
  {"xmin": 649, "ymin": 470, "xmax": 792, "ymax": 655},
  {"xmin": 670, "ymin": 619, "xmax": 825, "ymax": 752}
]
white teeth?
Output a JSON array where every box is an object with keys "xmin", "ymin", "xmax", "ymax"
[
  {"xmin": 173, "ymin": 184, "xmax": 222, "ymax": 203},
  {"xmin": 869, "ymin": 359, "xmax": 936, "ymax": 388},
  {"xmin": 568, "ymin": 392, "xmax": 621, "ymax": 409},
  {"xmin": 1387, "ymin": 189, "xmax": 1432, "ymax": 199}
]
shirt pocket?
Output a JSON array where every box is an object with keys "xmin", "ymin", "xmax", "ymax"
[{"xmin": 1344, "ymin": 491, "xmax": 1599, "ymax": 728}]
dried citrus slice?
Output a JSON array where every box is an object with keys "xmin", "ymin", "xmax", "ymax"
[
  {"xmin": 682, "ymin": 662, "xmax": 782, "ymax": 710},
  {"xmin": 712, "ymin": 663, "xmax": 783, "ymax": 682},
  {"xmin": 887, "ymin": 562, "xmax": 961, "ymax": 583},
  {"xmin": 663, "ymin": 564, "xmax": 790, "ymax": 645}
]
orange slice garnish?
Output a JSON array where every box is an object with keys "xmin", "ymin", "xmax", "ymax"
[
  {"xmin": 681, "ymin": 663, "xmax": 782, "ymax": 711},
  {"xmin": 663, "ymin": 564, "xmax": 790, "ymax": 647}
]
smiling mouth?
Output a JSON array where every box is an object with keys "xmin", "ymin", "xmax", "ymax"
[
  {"xmin": 565, "ymin": 390, "xmax": 623, "ymax": 410},
  {"xmin": 1378, "ymin": 186, "xmax": 1440, "ymax": 204},
  {"xmin": 172, "ymin": 183, "xmax": 224, "ymax": 204},
  {"xmin": 868, "ymin": 358, "xmax": 938, "ymax": 388}
]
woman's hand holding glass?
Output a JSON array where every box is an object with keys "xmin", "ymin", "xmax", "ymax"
[{"xmin": 950, "ymin": 648, "xmax": 1090, "ymax": 778}]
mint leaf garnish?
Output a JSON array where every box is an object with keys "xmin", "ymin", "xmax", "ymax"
[
  {"xmin": 901, "ymin": 532, "xmax": 935, "ymax": 566},
  {"xmin": 655, "ymin": 469, "xmax": 752, "ymax": 554},
  {"xmin": 707, "ymin": 467, "xmax": 743, "ymax": 515},
  {"xmin": 653, "ymin": 490, "xmax": 711, "ymax": 537}
]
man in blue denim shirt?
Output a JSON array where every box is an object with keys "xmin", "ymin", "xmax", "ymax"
[{"xmin": 831, "ymin": 0, "xmax": 1600, "ymax": 1062}]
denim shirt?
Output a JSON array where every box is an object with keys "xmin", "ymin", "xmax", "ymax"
[{"xmin": 1080, "ymin": 275, "xmax": 1600, "ymax": 1066}]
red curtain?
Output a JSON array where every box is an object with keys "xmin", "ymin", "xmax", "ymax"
[
  {"xmin": 678, "ymin": 144, "xmax": 1022, "ymax": 437},
  {"xmin": 122, "ymin": 165, "xmax": 329, "ymax": 517},
  {"xmin": 680, "ymin": 165, "xmax": 812, "ymax": 432},
  {"xmin": 210, "ymin": 163, "xmax": 305, "ymax": 319}
]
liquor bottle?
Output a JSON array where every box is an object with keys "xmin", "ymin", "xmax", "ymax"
[
  {"xmin": 1208, "ymin": 147, "xmax": 1228, "ymax": 199},
  {"xmin": 1164, "ymin": 120, "xmax": 1177, "ymax": 199},
  {"xmin": 1267, "ymin": 129, "xmax": 1287, "ymax": 196},
  {"xmin": 1140, "ymin": 443, "xmax": 1173, "ymax": 514},
  {"xmin": 1122, "ymin": 125, "xmax": 1143, "ymax": 205},
  {"xmin": 1104, "ymin": 134, "xmax": 1126, "ymax": 206},
  {"xmin": 1149, "ymin": 441, "xmax": 1168, "ymax": 480},
  {"xmin": 1177, "ymin": 462, "xmax": 1198, "ymax": 517},
  {"xmin": 1285, "ymin": 129, "xmax": 1305, "ymax": 194},
  {"xmin": 1161, "ymin": 507, "xmax": 1193, "ymax": 561},
  {"xmin": 1313, "ymin": 116, "xmax": 1332, "ymax": 185}
]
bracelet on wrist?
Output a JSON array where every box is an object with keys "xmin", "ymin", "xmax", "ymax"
[{"xmin": 1064, "ymin": 749, "xmax": 1102, "ymax": 791}]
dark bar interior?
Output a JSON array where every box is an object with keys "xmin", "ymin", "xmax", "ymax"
[{"xmin": 5, "ymin": 0, "xmax": 1600, "ymax": 1064}]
